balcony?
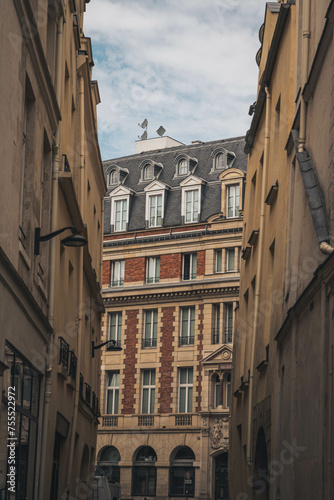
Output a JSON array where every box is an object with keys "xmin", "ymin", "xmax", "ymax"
[
  {"xmin": 79, "ymin": 373, "xmax": 84, "ymax": 398},
  {"xmin": 69, "ymin": 351, "xmax": 77, "ymax": 380},
  {"xmin": 138, "ymin": 415, "xmax": 154, "ymax": 426},
  {"xmin": 175, "ymin": 414, "xmax": 192, "ymax": 426},
  {"xmin": 179, "ymin": 336, "xmax": 194, "ymax": 347},
  {"xmin": 102, "ymin": 415, "xmax": 118, "ymax": 427},
  {"xmin": 59, "ymin": 337, "xmax": 69, "ymax": 369},
  {"xmin": 142, "ymin": 337, "xmax": 157, "ymax": 348},
  {"xmin": 85, "ymin": 383, "xmax": 91, "ymax": 405},
  {"xmin": 146, "ymin": 276, "xmax": 159, "ymax": 284}
]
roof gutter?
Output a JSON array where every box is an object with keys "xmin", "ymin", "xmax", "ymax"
[{"xmin": 245, "ymin": 4, "xmax": 291, "ymax": 155}]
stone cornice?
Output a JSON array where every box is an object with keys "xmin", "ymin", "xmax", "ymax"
[{"xmin": 103, "ymin": 285, "xmax": 239, "ymax": 305}]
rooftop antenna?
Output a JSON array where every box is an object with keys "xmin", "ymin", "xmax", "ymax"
[
  {"xmin": 156, "ymin": 126, "xmax": 166, "ymax": 137},
  {"xmin": 138, "ymin": 118, "xmax": 148, "ymax": 140}
]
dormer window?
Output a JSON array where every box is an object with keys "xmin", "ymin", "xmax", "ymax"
[
  {"xmin": 211, "ymin": 148, "xmax": 236, "ymax": 173},
  {"xmin": 139, "ymin": 160, "xmax": 163, "ymax": 183},
  {"xmin": 143, "ymin": 164, "xmax": 153, "ymax": 180},
  {"xmin": 109, "ymin": 169, "xmax": 118, "ymax": 185},
  {"xmin": 180, "ymin": 175, "xmax": 205, "ymax": 224},
  {"xmin": 174, "ymin": 154, "xmax": 198, "ymax": 178},
  {"xmin": 109, "ymin": 185, "xmax": 134, "ymax": 232},
  {"xmin": 144, "ymin": 180, "xmax": 168, "ymax": 228},
  {"xmin": 178, "ymin": 159, "xmax": 188, "ymax": 175},
  {"xmin": 106, "ymin": 164, "xmax": 129, "ymax": 187}
]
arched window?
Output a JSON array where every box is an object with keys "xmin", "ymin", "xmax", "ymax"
[
  {"xmin": 169, "ymin": 447, "xmax": 195, "ymax": 497},
  {"xmin": 178, "ymin": 159, "xmax": 188, "ymax": 175},
  {"xmin": 108, "ymin": 169, "xmax": 118, "ymax": 185},
  {"xmin": 143, "ymin": 164, "xmax": 153, "ymax": 180},
  {"xmin": 132, "ymin": 446, "xmax": 157, "ymax": 496},
  {"xmin": 97, "ymin": 446, "xmax": 121, "ymax": 483},
  {"xmin": 215, "ymin": 153, "xmax": 225, "ymax": 170}
]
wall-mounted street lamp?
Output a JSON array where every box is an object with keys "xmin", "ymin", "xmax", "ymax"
[
  {"xmin": 34, "ymin": 226, "xmax": 88, "ymax": 255},
  {"xmin": 91, "ymin": 339, "xmax": 122, "ymax": 358}
]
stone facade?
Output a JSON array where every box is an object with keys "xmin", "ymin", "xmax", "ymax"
[
  {"xmin": 0, "ymin": 1, "xmax": 105, "ymax": 499},
  {"xmin": 230, "ymin": 1, "xmax": 334, "ymax": 499}
]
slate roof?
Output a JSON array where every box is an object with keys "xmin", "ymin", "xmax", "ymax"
[{"xmin": 103, "ymin": 137, "xmax": 247, "ymax": 234}]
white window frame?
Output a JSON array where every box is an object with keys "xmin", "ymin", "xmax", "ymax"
[
  {"xmin": 185, "ymin": 189, "xmax": 199, "ymax": 223},
  {"xmin": 180, "ymin": 307, "xmax": 195, "ymax": 345},
  {"xmin": 178, "ymin": 159, "xmax": 188, "ymax": 175},
  {"xmin": 148, "ymin": 194, "xmax": 163, "ymax": 227},
  {"xmin": 182, "ymin": 253, "xmax": 197, "ymax": 280},
  {"xmin": 215, "ymin": 249, "xmax": 222, "ymax": 273},
  {"xmin": 109, "ymin": 312, "xmax": 122, "ymax": 346},
  {"xmin": 106, "ymin": 371, "xmax": 120, "ymax": 414},
  {"xmin": 226, "ymin": 184, "xmax": 240, "ymax": 218},
  {"xmin": 180, "ymin": 176, "xmax": 204, "ymax": 224},
  {"xmin": 144, "ymin": 181, "xmax": 167, "ymax": 228},
  {"xmin": 179, "ymin": 367, "xmax": 193, "ymax": 413},
  {"xmin": 226, "ymin": 248, "xmax": 235, "ymax": 271},
  {"xmin": 141, "ymin": 369, "xmax": 156, "ymax": 414},
  {"xmin": 108, "ymin": 169, "xmax": 118, "ymax": 185},
  {"xmin": 143, "ymin": 164, "xmax": 153, "ymax": 180},
  {"xmin": 143, "ymin": 310, "xmax": 158, "ymax": 348},
  {"xmin": 113, "ymin": 198, "xmax": 128, "ymax": 231},
  {"xmin": 112, "ymin": 260, "xmax": 125, "ymax": 287},
  {"xmin": 146, "ymin": 257, "xmax": 160, "ymax": 284}
]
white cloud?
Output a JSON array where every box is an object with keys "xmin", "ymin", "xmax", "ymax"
[{"xmin": 84, "ymin": 0, "xmax": 268, "ymax": 159}]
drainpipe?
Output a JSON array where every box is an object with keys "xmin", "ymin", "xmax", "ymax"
[
  {"xmin": 246, "ymin": 86, "xmax": 271, "ymax": 468},
  {"xmin": 298, "ymin": 0, "xmax": 311, "ymax": 154},
  {"xmin": 66, "ymin": 74, "xmax": 86, "ymax": 494},
  {"xmin": 39, "ymin": 14, "xmax": 64, "ymax": 500},
  {"xmin": 297, "ymin": 0, "xmax": 333, "ymax": 255}
]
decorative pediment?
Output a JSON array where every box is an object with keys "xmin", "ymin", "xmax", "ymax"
[
  {"xmin": 179, "ymin": 175, "xmax": 205, "ymax": 188},
  {"xmin": 109, "ymin": 185, "xmax": 134, "ymax": 197},
  {"xmin": 201, "ymin": 345, "xmax": 233, "ymax": 366},
  {"xmin": 143, "ymin": 180, "xmax": 169, "ymax": 192}
]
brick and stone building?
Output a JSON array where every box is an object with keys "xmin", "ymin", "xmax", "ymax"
[{"xmin": 97, "ymin": 136, "xmax": 247, "ymax": 499}]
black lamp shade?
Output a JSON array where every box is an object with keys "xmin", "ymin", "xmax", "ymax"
[{"xmin": 61, "ymin": 234, "xmax": 88, "ymax": 248}]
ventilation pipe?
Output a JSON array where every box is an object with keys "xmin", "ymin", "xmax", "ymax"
[
  {"xmin": 38, "ymin": 14, "xmax": 64, "ymax": 500},
  {"xmin": 246, "ymin": 86, "xmax": 271, "ymax": 468}
]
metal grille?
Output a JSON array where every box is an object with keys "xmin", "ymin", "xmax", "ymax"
[
  {"xmin": 69, "ymin": 351, "xmax": 77, "ymax": 380},
  {"xmin": 59, "ymin": 337, "xmax": 69, "ymax": 369},
  {"xmin": 179, "ymin": 336, "xmax": 194, "ymax": 346},
  {"xmin": 142, "ymin": 338, "xmax": 157, "ymax": 348},
  {"xmin": 85, "ymin": 383, "xmax": 91, "ymax": 405}
]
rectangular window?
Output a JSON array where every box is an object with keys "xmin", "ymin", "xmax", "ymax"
[
  {"xmin": 142, "ymin": 369, "xmax": 155, "ymax": 414},
  {"xmin": 146, "ymin": 257, "xmax": 160, "ymax": 284},
  {"xmin": 179, "ymin": 367, "xmax": 193, "ymax": 413},
  {"xmin": 109, "ymin": 312, "xmax": 122, "ymax": 346},
  {"xmin": 226, "ymin": 248, "xmax": 235, "ymax": 271},
  {"xmin": 214, "ymin": 376, "xmax": 221, "ymax": 408},
  {"xmin": 143, "ymin": 310, "xmax": 158, "ymax": 348},
  {"xmin": 185, "ymin": 189, "xmax": 199, "ymax": 223},
  {"xmin": 227, "ymin": 184, "xmax": 240, "ymax": 218},
  {"xmin": 212, "ymin": 304, "xmax": 220, "ymax": 344},
  {"xmin": 106, "ymin": 371, "xmax": 119, "ymax": 414},
  {"xmin": 115, "ymin": 199, "xmax": 128, "ymax": 231},
  {"xmin": 112, "ymin": 260, "xmax": 125, "ymax": 286},
  {"xmin": 149, "ymin": 194, "xmax": 162, "ymax": 227},
  {"xmin": 180, "ymin": 307, "xmax": 195, "ymax": 346},
  {"xmin": 225, "ymin": 304, "xmax": 233, "ymax": 343},
  {"xmin": 183, "ymin": 253, "xmax": 197, "ymax": 280},
  {"xmin": 215, "ymin": 250, "xmax": 222, "ymax": 273}
]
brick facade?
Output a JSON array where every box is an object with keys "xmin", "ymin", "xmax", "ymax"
[
  {"xmin": 158, "ymin": 307, "xmax": 175, "ymax": 413},
  {"xmin": 197, "ymin": 250, "xmax": 205, "ymax": 276},
  {"xmin": 160, "ymin": 253, "xmax": 182, "ymax": 279},
  {"xmin": 122, "ymin": 309, "xmax": 139, "ymax": 414},
  {"xmin": 196, "ymin": 304, "xmax": 204, "ymax": 412},
  {"xmin": 124, "ymin": 257, "xmax": 146, "ymax": 283},
  {"xmin": 102, "ymin": 260, "xmax": 111, "ymax": 285}
]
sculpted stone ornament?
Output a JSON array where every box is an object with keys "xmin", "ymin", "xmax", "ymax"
[
  {"xmin": 210, "ymin": 418, "xmax": 229, "ymax": 449},
  {"xmin": 221, "ymin": 349, "xmax": 231, "ymax": 360}
]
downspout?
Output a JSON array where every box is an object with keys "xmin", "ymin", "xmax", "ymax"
[
  {"xmin": 297, "ymin": 0, "xmax": 333, "ymax": 255},
  {"xmin": 39, "ymin": 14, "xmax": 64, "ymax": 500},
  {"xmin": 246, "ymin": 86, "xmax": 271, "ymax": 468},
  {"xmin": 66, "ymin": 74, "xmax": 86, "ymax": 494}
]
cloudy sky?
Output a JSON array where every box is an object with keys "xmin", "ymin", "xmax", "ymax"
[{"xmin": 84, "ymin": 0, "xmax": 267, "ymax": 160}]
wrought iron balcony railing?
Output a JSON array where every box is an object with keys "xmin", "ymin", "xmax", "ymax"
[
  {"xmin": 85, "ymin": 383, "xmax": 91, "ymax": 405},
  {"xmin": 69, "ymin": 351, "xmax": 77, "ymax": 380},
  {"xmin": 142, "ymin": 337, "xmax": 157, "ymax": 348},
  {"xmin": 59, "ymin": 337, "xmax": 69, "ymax": 369},
  {"xmin": 179, "ymin": 336, "xmax": 194, "ymax": 347}
]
